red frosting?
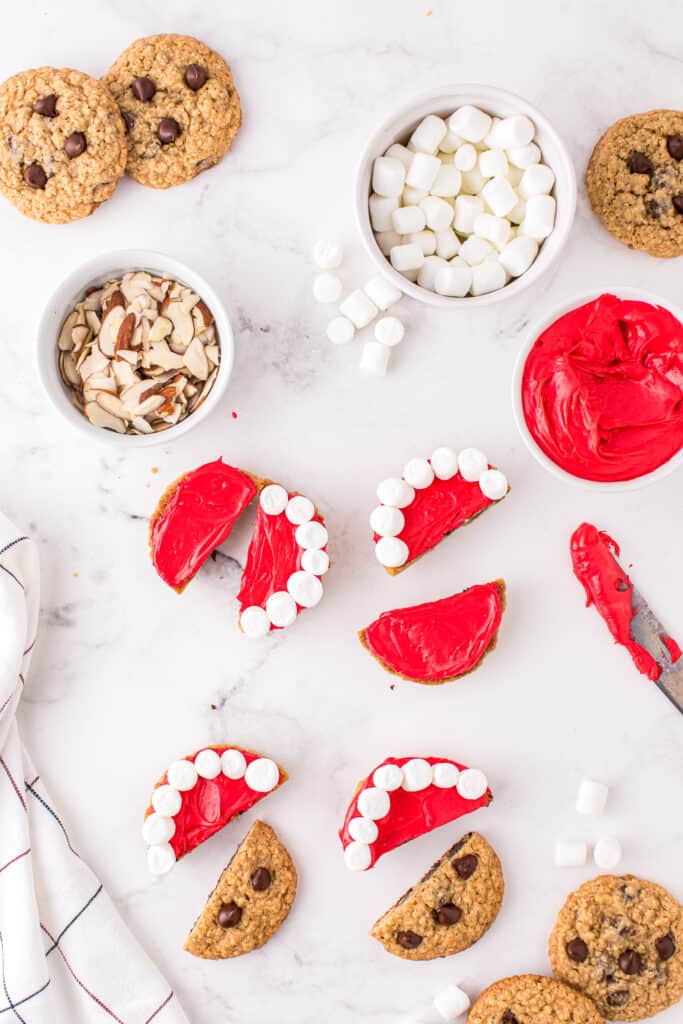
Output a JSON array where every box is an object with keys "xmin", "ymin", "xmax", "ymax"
[
  {"xmin": 340, "ymin": 756, "xmax": 491, "ymax": 869},
  {"xmin": 522, "ymin": 294, "xmax": 683, "ymax": 482},
  {"xmin": 145, "ymin": 746, "xmax": 287, "ymax": 860},
  {"xmin": 361, "ymin": 582, "xmax": 505, "ymax": 683},
  {"xmin": 150, "ymin": 459, "xmax": 257, "ymax": 590}
]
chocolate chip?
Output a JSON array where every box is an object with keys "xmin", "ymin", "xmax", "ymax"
[
  {"xmin": 122, "ymin": 110, "xmax": 134, "ymax": 134},
  {"xmin": 673, "ymin": 195, "xmax": 683, "ymax": 215},
  {"xmin": 667, "ymin": 134, "xmax": 683, "ymax": 160},
  {"xmin": 619, "ymin": 949, "xmax": 642, "ymax": 975},
  {"xmin": 24, "ymin": 163, "xmax": 46, "ymax": 189},
  {"xmin": 645, "ymin": 198, "xmax": 663, "ymax": 218},
  {"xmin": 502, "ymin": 1012, "xmax": 519, "ymax": 1024},
  {"xmin": 184, "ymin": 64, "xmax": 208, "ymax": 90},
  {"xmin": 158, "ymin": 117, "xmax": 180, "ymax": 145},
  {"xmin": 434, "ymin": 903, "xmax": 462, "ymax": 925},
  {"xmin": 628, "ymin": 151, "xmax": 653, "ymax": 175},
  {"xmin": 656, "ymin": 934, "xmax": 676, "ymax": 961},
  {"xmin": 250, "ymin": 867, "xmax": 271, "ymax": 891},
  {"xmin": 452, "ymin": 854, "xmax": 478, "ymax": 879},
  {"xmin": 396, "ymin": 930, "xmax": 422, "ymax": 949},
  {"xmin": 607, "ymin": 990, "xmax": 630, "ymax": 1008},
  {"xmin": 615, "ymin": 577, "xmax": 629, "ymax": 591},
  {"xmin": 132, "ymin": 76, "xmax": 156, "ymax": 102},
  {"xmin": 566, "ymin": 938, "xmax": 589, "ymax": 962},
  {"xmin": 64, "ymin": 132, "xmax": 86, "ymax": 158},
  {"xmin": 216, "ymin": 901, "xmax": 242, "ymax": 928},
  {"xmin": 33, "ymin": 94, "xmax": 57, "ymax": 117}
]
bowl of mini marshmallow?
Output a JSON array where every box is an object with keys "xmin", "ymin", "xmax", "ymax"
[{"xmin": 354, "ymin": 85, "xmax": 577, "ymax": 307}]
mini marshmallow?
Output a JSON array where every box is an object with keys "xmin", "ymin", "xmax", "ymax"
[
  {"xmin": 449, "ymin": 105, "xmax": 492, "ymax": 143},
  {"xmin": 457, "ymin": 768, "xmax": 488, "ymax": 800},
  {"xmin": 287, "ymin": 570, "xmax": 323, "ymax": 608},
  {"xmin": 363, "ymin": 275, "xmax": 402, "ymax": 311},
  {"xmin": 555, "ymin": 839, "xmax": 589, "ymax": 867},
  {"xmin": 152, "ymin": 785, "xmax": 182, "ymax": 817},
  {"xmin": 409, "ymin": 114, "xmax": 447, "ymax": 154},
  {"xmin": 370, "ymin": 504, "xmax": 405, "ymax": 537},
  {"xmin": 454, "ymin": 143, "xmax": 478, "ymax": 171},
  {"xmin": 221, "ymin": 749, "xmax": 247, "ymax": 779},
  {"xmin": 506, "ymin": 165, "xmax": 523, "ymax": 187},
  {"xmin": 286, "ymin": 496, "xmax": 314, "ymax": 524},
  {"xmin": 483, "ymin": 117, "xmax": 503, "ymax": 149},
  {"xmin": 481, "ymin": 175, "xmax": 518, "ymax": 217},
  {"xmin": 245, "ymin": 757, "xmax": 280, "ymax": 793},
  {"xmin": 434, "ymin": 984, "xmax": 471, "ymax": 1021},
  {"xmin": 431, "ymin": 446, "xmax": 459, "ymax": 479},
  {"xmin": 147, "ymin": 843, "xmax": 176, "ymax": 876},
  {"xmin": 360, "ymin": 340, "xmax": 391, "ymax": 377},
  {"xmin": 453, "ymin": 195, "xmax": 484, "ymax": 234},
  {"xmin": 458, "ymin": 448, "xmax": 488, "ymax": 481},
  {"xmin": 326, "ymin": 316, "xmax": 355, "ymax": 345},
  {"xmin": 435, "ymin": 229, "xmax": 460, "ymax": 259},
  {"xmin": 295, "ymin": 520, "xmax": 328, "ymax": 550},
  {"xmin": 344, "ymin": 841, "xmax": 371, "ymax": 871},
  {"xmin": 576, "ymin": 778, "xmax": 609, "ymax": 816},
  {"xmin": 439, "ymin": 128, "xmax": 463, "ymax": 153},
  {"xmin": 369, "ymin": 194, "xmax": 399, "ymax": 231},
  {"xmin": 433, "ymin": 762, "xmax": 460, "ymax": 788},
  {"xmin": 390, "ymin": 243, "xmax": 424, "ymax": 273},
  {"xmin": 392, "ymin": 205, "xmax": 426, "ymax": 234},
  {"xmin": 508, "ymin": 198, "xmax": 526, "ymax": 224},
  {"xmin": 498, "ymin": 236, "xmax": 538, "ymax": 277},
  {"xmin": 402, "ymin": 185, "xmax": 429, "ymax": 206},
  {"xmin": 471, "ymin": 257, "xmax": 507, "ymax": 295},
  {"xmin": 519, "ymin": 163, "xmax": 555, "ymax": 199},
  {"xmin": 417, "ymin": 255, "xmax": 448, "ymax": 290},
  {"xmin": 384, "ymin": 142, "xmax": 413, "ymax": 169},
  {"xmin": 313, "ymin": 272, "xmax": 343, "ymax": 304},
  {"xmin": 420, "ymin": 196, "xmax": 453, "ymax": 231},
  {"xmin": 479, "ymin": 469, "xmax": 508, "ymax": 500},
  {"xmin": 375, "ymin": 316, "xmax": 405, "ymax": 347},
  {"xmin": 406, "ymin": 152, "xmax": 441, "ymax": 190},
  {"xmin": 401, "ymin": 758, "xmax": 433, "ymax": 792},
  {"xmin": 372, "ymin": 156, "xmax": 406, "ymax": 197},
  {"xmin": 375, "ymin": 229, "xmax": 401, "ymax": 255},
  {"xmin": 301, "ymin": 549, "xmax": 330, "ymax": 576},
  {"xmin": 357, "ymin": 786, "xmax": 391, "ymax": 820},
  {"xmin": 508, "ymin": 142, "xmax": 541, "ymax": 168},
  {"xmin": 520, "ymin": 194, "xmax": 556, "ymax": 240},
  {"xmin": 373, "ymin": 763, "xmax": 404, "ymax": 791},
  {"xmin": 474, "ymin": 212, "xmax": 511, "ymax": 250},
  {"xmin": 479, "ymin": 148, "xmax": 508, "ymax": 179},
  {"xmin": 348, "ymin": 817, "xmax": 379, "ymax": 843},
  {"xmin": 142, "ymin": 813, "xmax": 176, "ymax": 846},
  {"xmin": 403, "ymin": 457, "xmax": 434, "ymax": 489},
  {"xmin": 431, "ymin": 164, "xmax": 462, "ymax": 197},
  {"xmin": 435, "ymin": 260, "xmax": 472, "ymax": 298},
  {"xmin": 260, "ymin": 483, "xmax": 289, "ymax": 515},
  {"xmin": 265, "ymin": 591, "xmax": 298, "ymax": 627},
  {"xmin": 408, "ymin": 229, "xmax": 437, "ymax": 255},
  {"xmin": 459, "ymin": 236, "xmax": 495, "ymax": 266},
  {"xmin": 167, "ymin": 760, "xmax": 198, "ymax": 792},
  {"xmin": 375, "ymin": 536, "xmax": 409, "ymax": 568},
  {"xmin": 340, "ymin": 289, "xmax": 379, "ymax": 328},
  {"xmin": 312, "ymin": 239, "xmax": 343, "ymax": 270},
  {"xmin": 594, "ymin": 836, "xmax": 622, "ymax": 870},
  {"xmin": 496, "ymin": 114, "xmax": 535, "ymax": 149},
  {"xmin": 377, "ymin": 477, "xmax": 415, "ymax": 508},
  {"xmin": 195, "ymin": 748, "xmax": 222, "ymax": 779}
]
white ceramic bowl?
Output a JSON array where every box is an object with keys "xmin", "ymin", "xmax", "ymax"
[
  {"xmin": 512, "ymin": 286, "xmax": 683, "ymax": 491},
  {"xmin": 354, "ymin": 84, "xmax": 577, "ymax": 308},
  {"xmin": 36, "ymin": 248, "xmax": 234, "ymax": 448}
]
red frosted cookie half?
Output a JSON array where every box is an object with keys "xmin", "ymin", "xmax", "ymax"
[
  {"xmin": 339, "ymin": 756, "xmax": 492, "ymax": 871},
  {"xmin": 371, "ymin": 445, "xmax": 509, "ymax": 573},
  {"xmin": 143, "ymin": 745, "xmax": 287, "ymax": 875},
  {"xmin": 359, "ymin": 580, "xmax": 506, "ymax": 684}
]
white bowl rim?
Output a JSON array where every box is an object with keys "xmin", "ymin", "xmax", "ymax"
[
  {"xmin": 354, "ymin": 82, "xmax": 577, "ymax": 309},
  {"xmin": 36, "ymin": 247, "xmax": 234, "ymax": 448},
  {"xmin": 511, "ymin": 284, "xmax": 683, "ymax": 492}
]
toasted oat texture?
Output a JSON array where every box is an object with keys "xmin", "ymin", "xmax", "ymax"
[
  {"xmin": 549, "ymin": 874, "xmax": 683, "ymax": 1021},
  {"xmin": 370, "ymin": 832, "xmax": 503, "ymax": 961},
  {"xmin": 103, "ymin": 34, "xmax": 241, "ymax": 188},
  {"xmin": 468, "ymin": 974, "xmax": 604, "ymax": 1024},
  {"xmin": 0, "ymin": 67, "xmax": 126, "ymax": 223},
  {"xmin": 586, "ymin": 110, "xmax": 683, "ymax": 257},
  {"xmin": 184, "ymin": 821, "xmax": 296, "ymax": 959}
]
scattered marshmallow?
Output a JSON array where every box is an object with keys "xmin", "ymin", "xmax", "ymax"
[
  {"xmin": 360, "ymin": 340, "xmax": 391, "ymax": 376},
  {"xmin": 313, "ymin": 272, "xmax": 343, "ymax": 304},
  {"xmin": 449, "ymin": 105, "xmax": 492, "ymax": 143},
  {"xmin": 313, "ymin": 239, "xmax": 343, "ymax": 269},
  {"xmin": 326, "ymin": 316, "xmax": 355, "ymax": 345},
  {"xmin": 390, "ymin": 242, "xmax": 424, "ymax": 273},
  {"xmin": 406, "ymin": 152, "xmax": 441, "ymax": 190},
  {"xmin": 372, "ymin": 156, "xmax": 406, "ymax": 197},
  {"xmin": 392, "ymin": 205, "xmax": 426, "ymax": 235},
  {"xmin": 594, "ymin": 836, "xmax": 622, "ymax": 870},
  {"xmin": 369, "ymin": 194, "xmax": 398, "ymax": 232},
  {"xmin": 363, "ymin": 275, "xmax": 402, "ymax": 311},
  {"xmin": 339, "ymin": 289, "xmax": 378, "ymax": 329},
  {"xmin": 498, "ymin": 236, "xmax": 538, "ymax": 277},
  {"xmin": 554, "ymin": 839, "xmax": 588, "ymax": 867},
  {"xmin": 434, "ymin": 984, "xmax": 471, "ymax": 1021},
  {"xmin": 471, "ymin": 257, "xmax": 507, "ymax": 296},
  {"xmin": 521, "ymin": 194, "xmax": 556, "ymax": 240},
  {"xmin": 435, "ymin": 260, "xmax": 472, "ymax": 298},
  {"xmin": 409, "ymin": 114, "xmax": 447, "ymax": 154},
  {"xmin": 375, "ymin": 316, "xmax": 405, "ymax": 347},
  {"xmin": 576, "ymin": 778, "xmax": 609, "ymax": 816}
]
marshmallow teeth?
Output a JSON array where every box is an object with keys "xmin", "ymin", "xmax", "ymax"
[
  {"xmin": 237, "ymin": 484, "xmax": 329, "ymax": 636},
  {"xmin": 143, "ymin": 746, "xmax": 287, "ymax": 875},
  {"xmin": 372, "ymin": 446, "xmax": 509, "ymax": 571},
  {"xmin": 340, "ymin": 756, "xmax": 492, "ymax": 871}
]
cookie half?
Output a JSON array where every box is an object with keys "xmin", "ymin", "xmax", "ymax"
[
  {"xmin": 184, "ymin": 821, "xmax": 296, "ymax": 959},
  {"xmin": 468, "ymin": 974, "xmax": 603, "ymax": 1024},
  {"xmin": 0, "ymin": 67, "xmax": 126, "ymax": 223},
  {"xmin": 549, "ymin": 873, "xmax": 683, "ymax": 1021},
  {"xmin": 103, "ymin": 34, "xmax": 241, "ymax": 188},
  {"xmin": 370, "ymin": 832, "xmax": 503, "ymax": 961}
]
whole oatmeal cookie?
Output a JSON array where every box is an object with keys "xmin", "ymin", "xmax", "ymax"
[
  {"xmin": 0, "ymin": 67, "xmax": 126, "ymax": 223},
  {"xmin": 370, "ymin": 832, "xmax": 504, "ymax": 961},
  {"xmin": 103, "ymin": 34, "xmax": 241, "ymax": 188},
  {"xmin": 184, "ymin": 821, "xmax": 296, "ymax": 959},
  {"xmin": 549, "ymin": 874, "xmax": 683, "ymax": 1021},
  {"xmin": 586, "ymin": 110, "xmax": 683, "ymax": 257},
  {"xmin": 468, "ymin": 974, "xmax": 604, "ymax": 1024}
]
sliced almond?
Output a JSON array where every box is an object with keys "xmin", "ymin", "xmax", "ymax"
[
  {"xmin": 134, "ymin": 393, "xmax": 165, "ymax": 417},
  {"xmin": 102, "ymin": 289, "xmax": 125, "ymax": 316},
  {"xmin": 177, "ymin": 288, "xmax": 200, "ymax": 314},
  {"xmin": 83, "ymin": 288, "xmax": 104, "ymax": 312},
  {"xmin": 131, "ymin": 416, "xmax": 154, "ymax": 434},
  {"xmin": 85, "ymin": 373, "xmax": 116, "ymax": 394},
  {"xmin": 79, "ymin": 347, "xmax": 110, "ymax": 381},
  {"xmin": 85, "ymin": 309, "xmax": 101, "ymax": 333},
  {"xmin": 60, "ymin": 351, "xmax": 80, "ymax": 387},
  {"xmin": 192, "ymin": 299, "xmax": 214, "ymax": 330},
  {"xmin": 99, "ymin": 305, "xmax": 126, "ymax": 357},
  {"xmin": 116, "ymin": 349, "xmax": 139, "ymax": 366},
  {"xmin": 115, "ymin": 312, "xmax": 136, "ymax": 354},
  {"xmin": 189, "ymin": 368, "xmax": 217, "ymax": 413},
  {"xmin": 148, "ymin": 341, "xmax": 185, "ymax": 370},
  {"xmin": 184, "ymin": 382, "xmax": 198, "ymax": 398},
  {"xmin": 58, "ymin": 311, "xmax": 78, "ymax": 351},
  {"xmin": 120, "ymin": 271, "xmax": 153, "ymax": 304},
  {"xmin": 112, "ymin": 360, "xmax": 138, "ymax": 389},
  {"xmin": 95, "ymin": 391, "xmax": 130, "ymax": 420},
  {"xmin": 162, "ymin": 300, "xmax": 194, "ymax": 352},
  {"xmin": 205, "ymin": 345, "xmax": 220, "ymax": 367},
  {"xmin": 84, "ymin": 401, "xmax": 126, "ymax": 433},
  {"xmin": 71, "ymin": 324, "xmax": 91, "ymax": 352},
  {"xmin": 148, "ymin": 316, "xmax": 172, "ymax": 343},
  {"xmin": 183, "ymin": 337, "xmax": 209, "ymax": 380}
]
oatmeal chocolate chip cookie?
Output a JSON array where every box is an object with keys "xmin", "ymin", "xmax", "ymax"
[
  {"xmin": 103, "ymin": 34, "xmax": 241, "ymax": 189},
  {"xmin": 0, "ymin": 67, "xmax": 126, "ymax": 223},
  {"xmin": 549, "ymin": 874, "xmax": 683, "ymax": 1020},
  {"xmin": 587, "ymin": 110, "xmax": 683, "ymax": 257},
  {"xmin": 468, "ymin": 974, "xmax": 604, "ymax": 1024},
  {"xmin": 370, "ymin": 832, "xmax": 504, "ymax": 961},
  {"xmin": 184, "ymin": 821, "xmax": 296, "ymax": 959}
]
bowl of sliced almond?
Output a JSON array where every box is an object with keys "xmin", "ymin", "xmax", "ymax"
[{"xmin": 37, "ymin": 249, "xmax": 234, "ymax": 445}]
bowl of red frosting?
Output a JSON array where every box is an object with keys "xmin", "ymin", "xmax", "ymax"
[{"xmin": 512, "ymin": 288, "xmax": 683, "ymax": 489}]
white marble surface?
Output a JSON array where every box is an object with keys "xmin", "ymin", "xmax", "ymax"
[{"xmin": 3, "ymin": 0, "xmax": 683, "ymax": 1021}]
